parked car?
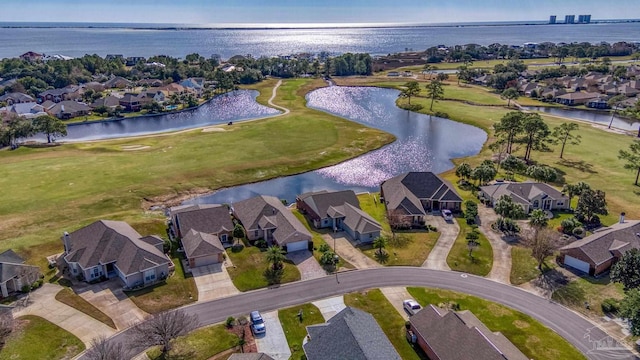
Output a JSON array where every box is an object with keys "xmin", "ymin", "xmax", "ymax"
[
  {"xmin": 441, "ymin": 209, "xmax": 453, "ymax": 221},
  {"xmin": 403, "ymin": 299, "xmax": 421, "ymax": 315},
  {"xmin": 250, "ymin": 311, "xmax": 266, "ymax": 334}
]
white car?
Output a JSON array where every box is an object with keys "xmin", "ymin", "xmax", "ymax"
[
  {"xmin": 441, "ymin": 209, "xmax": 453, "ymax": 221},
  {"xmin": 250, "ymin": 311, "xmax": 266, "ymax": 335},
  {"xmin": 403, "ymin": 299, "xmax": 421, "ymax": 315}
]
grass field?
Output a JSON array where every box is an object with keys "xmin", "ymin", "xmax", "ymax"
[
  {"xmin": 552, "ymin": 274, "xmax": 624, "ymax": 317},
  {"xmin": 146, "ymin": 324, "xmax": 239, "ymax": 360},
  {"xmin": 0, "ymin": 315, "xmax": 85, "ymax": 360},
  {"xmin": 510, "ymin": 246, "xmax": 555, "ymax": 285},
  {"xmin": 226, "ymin": 245, "xmax": 300, "ymax": 291},
  {"xmin": 446, "ymin": 219, "xmax": 493, "ymax": 276},
  {"xmin": 55, "ymin": 287, "xmax": 116, "ymax": 329},
  {"xmin": 407, "ymin": 287, "xmax": 586, "ymax": 360},
  {"xmin": 278, "ymin": 304, "xmax": 325, "ymax": 360}
]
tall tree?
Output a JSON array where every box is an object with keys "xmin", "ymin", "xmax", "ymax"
[
  {"xmin": 501, "ymin": 154, "xmax": 526, "ymax": 177},
  {"xmin": 455, "ymin": 162, "xmax": 472, "ymax": 181},
  {"xmin": 519, "ymin": 113, "xmax": 550, "ymax": 162},
  {"xmin": 562, "ymin": 182, "xmax": 591, "ymax": 209},
  {"xmin": 466, "ymin": 230, "xmax": 480, "ymax": 258},
  {"xmin": 550, "ymin": 122, "xmax": 581, "ymax": 159},
  {"xmin": 619, "ymin": 140, "xmax": 640, "ymax": 185},
  {"xmin": 494, "ymin": 111, "xmax": 524, "ymax": 154},
  {"xmin": 619, "ymin": 288, "xmax": 640, "ymax": 336},
  {"xmin": 575, "ymin": 188, "xmax": 608, "ymax": 225},
  {"xmin": 266, "ymin": 246, "xmax": 286, "ymax": 270},
  {"xmin": 526, "ymin": 227, "xmax": 558, "ymax": 271},
  {"xmin": 398, "ymin": 81, "xmax": 421, "ymax": 105},
  {"xmin": 501, "ymin": 87, "xmax": 519, "ymax": 107},
  {"xmin": 607, "ymin": 94, "xmax": 627, "ymax": 129},
  {"xmin": 373, "ymin": 235, "xmax": 388, "ymax": 256},
  {"xmin": 494, "ymin": 195, "xmax": 525, "ymax": 219},
  {"xmin": 471, "ymin": 162, "xmax": 497, "ymax": 185},
  {"xmin": 129, "ymin": 310, "xmax": 199, "ymax": 357},
  {"xmin": 86, "ymin": 335, "xmax": 128, "ymax": 360},
  {"xmin": 611, "ymin": 248, "xmax": 640, "ymax": 291},
  {"xmin": 425, "ymin": 80, "xmax": 444, "ymax": 111},
  {"xmin": 33, "ymin": 115, "xmax": 68, "ymax": 143}
]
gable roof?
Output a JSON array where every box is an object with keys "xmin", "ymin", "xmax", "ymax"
[
  {"xmin": 410, "ymin": 305, "xmax": 528, "ymax": 360},
  {"xmin": 63, "ymin": 220, "xmax": 171, "ymax": 276},
  {"xmin": 303, "ymin": 307, "xmax": 401, "ymax": 360},
  {"xmin": 480, "ymin": 182, "xmax": 567, "ymax": 206},
  {"xmin": 181, "ymin": 229, "xmax": 225, "ymax": 258},
  {"xmin": 47, "ymin": 100, "xmax": 91, "ymax": 115},
  {"xmin": 0, "ymin": 249, "xmax": 39, "ymax": 284},
  {"xmin": 0, "ymin": 92, "xmax": 34, "ymax": 102},
  {"xmin": 298, "ymin": 190, "xmax": 382, "ymax": 233},
  {"xmin": 561, "ymin": 220, "xmax": 640, "ymax": 265},
  {"xmin": 0, "ymin": 250, "xmax": 24, "ymax": 264},
  {"xmin": 170, "ymin": 204, "xmax": 234, "ymax": 236},
  {"xmin": 381, "ymin": 172, "xmax": 462, "ymax": 215},
  {"xmin": 233, "ymin": 195, "xmax": 311, "ymax": 245},
  {"xmin": 228, "ymin": 354, "xmax": 274, "ymax": 360}
]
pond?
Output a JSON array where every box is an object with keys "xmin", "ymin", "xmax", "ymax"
[
  {"xmin": 186, "ymin": 86, "xmax": 487, "ymax": 205},
  {"xmin": 525, "ymin": 106, "xmax": 640, "ymax": 132}
]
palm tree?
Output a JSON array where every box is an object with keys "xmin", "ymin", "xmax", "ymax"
[
  {"xmin": 373, "ymin": 236, "xmax": 388, "ymax": 256},
  {"xmin": 266, "ymin": 246, "xmax": 285, "ymax": 270},
  {"xmin": 529, "ymin": 209, "xmax": 548, "ymax": 229}
]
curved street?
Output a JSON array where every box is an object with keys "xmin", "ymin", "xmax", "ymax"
[{"xmin": 85, "ymin": 267, "xmax": 636, "ymax": 360}]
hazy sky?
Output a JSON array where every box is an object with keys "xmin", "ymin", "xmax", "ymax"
[{"xmin": 1, "ymin": 0, "xmax": 639, "ymax": 25}]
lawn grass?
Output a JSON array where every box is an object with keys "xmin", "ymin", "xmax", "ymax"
[
  {"xmin": 55, "ymin": 287, "xmax": 117, "ymax": 329},
  {"xmin": 127, "ymin": 254, "xmax": 198, "ymax": 313},
  {"xmin": 147, "ymin": 324, "xmax": 239, "ymax": 360},
  {"xmin": 345, "ymin": 289, "xmax": 427, "ymax": 360},
  {"xmin": 552, "ymin": 274, "xmax": 625, "ymax": 317},
  {"xmin": 0, "ymin": 78, "xmax": 394, "ymax": 270},
  {"xmin": 446, "ymin": 218, "xmax": 493, "ymax": 276},
  {"xmin": 226, "ymin": 244, "xmax": 300, "ymax": 291},
  {"xmin": 292, "ymin": 210, "xmax": 354, "ymax": 270},
  {"xmin": 278, "ymin": 304, "xmax": 325, "ymax": 360},
  {"xmin": 510, "ymin": 246, "xmax": 555, "ymax": 285},
  {"xmin": 407, "ymin": 287, "xmax": 587, "ymax": 360},
  {"xmin": 0, "ymin": 315, "xmax": 85, "ymax": 360}
]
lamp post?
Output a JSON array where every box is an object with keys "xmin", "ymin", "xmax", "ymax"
[{"xmin": 334, "ymin": 236, "xmax": 339, "ymax": 283}]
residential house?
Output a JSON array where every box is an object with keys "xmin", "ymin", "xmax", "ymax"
[
  {"xmin": 303, "ymin": 307, "xmax": 401, "ymax": 360},
  {"xmin": 606, "ymin": 85, "xmax": 640, "ymax": 97},
  {"xmin": 169, "ymin": 204, "xmax": 234, "ymax": 244},
  {"xmin": 587, "ymin": 97, "xmax": 609, "ymax": 109},
  {"xmin": 159, "ymin": 83, "xmax": 186, "ymax": 96},
  {"xmin": 138, "ymin": 79, "xmax": 164, "ymax": 88},
  {"xmin": 60, "ymin": 220, "xmax": 173, "ymax": 289},
  {"xmin": 296, "ymin": 190, "xmax": 382, "ymax": 242},
  {"xmin": 540, "ymin": 87, "xmax": 566, "ymax": 100},
  {"xmin": 381, "ymin": 172, "xmax": 462, "ymax": 227},
  {"xmin": 83, "ymin": 81, "xmax": 106, "ymax": 92},
  {"xmin": 0, "ymin": 92, "xmax": 35, "ymax": 105},
  {"xmin": 126, "ymin": 56, "xmax": 146, "ymax": 66},
  {"xmin": 0, "ymin": 250, "xmax": 41, "ymax": 298},
  {"xmin": 180, "ymin": 78, "xmax": 205, "ymax": 96},
  {"xmin": 408, "ymin": 304, "xmax": 528, "ymax": 360},
  {"xmin": 232, "ymin": 195, "xmax": 312, "ymax": 252},
  {"xmin": 46, "ymin": 100, "xmax": 92, "ymax": 119},
  {"xmin": 104, "ymin": 76, "xmax": 132, "ymax": 89},
  {"xmin": 118, "ymin": 93, "xmax": 143, "ymax": 111},
  {"xmin": 90, "ymin": 95, "xmax": 121, "ymax": 110},
  {"xmin": 560, "ymin": 217, "xmax": 640, "ymax": 275},
  {"xmin": 105, "ymin": 54, "xmax": 124, "ymax": 61},
  {"xmin": 0, "ymin": 102, "xmax": 47, "ymax": 119},
  {"xmin": 38, "ymin": 86, "xmax": 82, "ymax": 103},
  {"xmin": 555, "ymin": 92, "xmax": 601, "ymax": 106},
  {"xmin": 181, "ymin": 229, "xmax": 226, "ymax": 268},
  {"xmin": 19, "ymin": 51, "xmax": 43, "ymax": 62},
  {"xmin": 141, "ymin": 91, "xmax": 166, "ymax": 104},
  {"xmin": 518, "ymin": 82, "xmax": 538, "ymax": 96},
  {"xmin": 228, "ymin": 354, "xmax": 274, "ymax": 360},
  {"xmin": 479, "ymin": 182, "xmax": 569, "ymax": 214}
]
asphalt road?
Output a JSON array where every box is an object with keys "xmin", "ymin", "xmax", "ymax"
[{"xmin": 82, "ymin": 268, "xmax": 638, "ymax": 360}]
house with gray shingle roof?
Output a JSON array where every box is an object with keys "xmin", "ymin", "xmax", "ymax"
[
  {"xmin": 232, "ymin": 195, "xmax": 311, "ymax": 252},
  {"xmin": 297, "ymin": 190, "xmax": 381, "ymax": 243},
  {"xmin": 0, "ymin": 92, "xmax": 34, "ymax": 105},
  {"xmin": 228, "ymin": 354, "xmax": 274, "ymax": 360},
  {"xmin": 561, "ymin": 219, "xmax": 640, "ymax": 275},
  {"xmin": 381, "ymin": 172, "xmax": 462, "ymax": 227},
  {"xmin": 303, "ymin": 307, "xmax": 401, "ymax": 360},
  {"xmin": 45, "ymin": 100, "xmax": 91, "ymax": 119},
  {"xmin": 0, "ymin": 102, "xmax": 47, "ymax": 119},
  {"xmin": 479, "ymin": 181, "xmax": 569, "ymax": 214},
  {"xmin": 181, "ymin": 229, "xmax": 226, "ymax": 268},
  {"xmin": 409, "ymin": 304, "xmax": 528, "ymax": 360},
  {"xmin": 169, "ymin": 204, "xmax": 234, "ymax": 244},
  {"xmin": 0, "ymin": 250, "xmax": 41, "ymax": 298},
  {"xmin": 60, "ymin": 220, "xmax": 173, "ymax": 289}
]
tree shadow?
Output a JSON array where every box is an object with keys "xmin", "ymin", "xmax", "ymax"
[
  {"xmin": 375, "ymin": 251, "xmax": 389, "ymax": 264},
  {"xmin": 557, "ymin": 159, "xmax": 597, "ymax": 174}
]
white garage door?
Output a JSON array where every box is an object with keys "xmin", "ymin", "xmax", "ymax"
[
  {"xmin": 194, "ymin": 254, "xmax": 219, "ymax": 267},
  {"xmin": 286, "ymin": 241, "xmax": 308, "ymax": 253},
  {"xmin": 564, "ymin": 255, "xmax": 590, "ymax": 273}
]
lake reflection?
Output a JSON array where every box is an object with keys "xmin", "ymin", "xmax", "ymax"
[{"xmin": 186, "ymin": 86, "xmax": 487, "ymax": 204}]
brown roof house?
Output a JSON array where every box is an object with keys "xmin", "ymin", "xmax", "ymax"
[
  {"xmin": 296, "ymin": 190, "xmax": 381, "ymax": 243},
  {"xmin": 560, "ymin": 217, "xmax": 640, "ymax": 275},
  {"xmin": 169, "ymin": 204, "xmax": 234, "ymax": 244},
  {"xmin": 408, "ymin": 305, "xmax": 528, "ymax": 360},
  {"xmin": 181, "ymin": 229, "xmax": 226, "ymax": 268},
  {"xmin": 0, "ymin": 250, "xmax": 41, "ymax": 298},
  {"xmin": 233, "ymin": 195, "xmax": 311, "ymax": 252},
  {"xmin": 60, "ymin": 220, "xmax": 173, "ymax": 289},
  {"xmin": 45, "ymin": 100, "xmax": 91, "ymax": 119},
  {"xmin": 555, "ymin": 91, "xmax": 601, "ymax": 106},
  {"xmin": 381, "ymin": 172, "xmax": 462, "ymax": 227},
  {"xmin": 0, "ymin": 92, "xmax": 35, "ymax": 105},
  {"xmin": 228, "ymin": 354, "xmax": 274, "ymax": 360},
  {"xmin": 480, "ymin": 182, "xmax": 570, "ymax": 214}
]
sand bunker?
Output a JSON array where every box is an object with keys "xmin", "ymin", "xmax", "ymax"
[{"xmin": 121, "ymin": 145, "xmax": 151, "ymax": 151}]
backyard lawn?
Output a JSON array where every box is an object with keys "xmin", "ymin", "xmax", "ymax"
[
  {"xmin": 146, "ymin": 324, "xmax": 239, "ymax": 360},
  {"xmin": 226, "ymin": 244, "xmax": 300, "ymax": 291},
  {"xmin": 55, "ymin": 287, "xmax": 116, "ymax": 329},
  {"xmin": 446, "ymin": 219, "xmax": 493, "ymax": 276},
  {"xmin": 407, "ymin": 287, "xmax": 586, "ymax": 360},
  {"xmin": 0, "ymin": 315, "xmax": 85, "ymax": 360},
  {"xmin": 278, "ymin": 304, "xmax": 325, "ymax": 360}
]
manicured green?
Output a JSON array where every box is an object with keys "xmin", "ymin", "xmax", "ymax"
[
  {"xmin": 407, "ymin": 287, "xmax": 586, "ymax": 360},
  {"xmin": 226, "ymin": 245, "xmax": 300, "ymax": 291},
  {"xmin": 55, "ymin": 287, "xmax": 116, "ymax": 329},
  {"xmin": 510, "ymin": 246, "xmax": 554, "ymax": 285},
  {"xmin": 446, "ymin": 218, "xmax": 493, "ymax": 276},
  {"xmin": 278, "ymin": 304, "xmax": 325, "ymax": 360},
  {"xmin": 146, "ymin": 324, "xmax": 239, "ymax": 360},
  {"xmin": 552, "ymin": 275, "xmax": 624, "ymax": 317},
  {"xmin": 0, "ymin": 315, "xmax": 85, "ymax": 360},
  {"xmin": 345, "ymin": 289, "xmax": 427, "ymax": 360}
]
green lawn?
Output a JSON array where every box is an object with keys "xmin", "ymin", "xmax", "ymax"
[
  {"xmin": 147, "ymin": 324, "xmax": 239, "ymax": 360},
  {"xmin": 0, "ymin": 315, "xmax": 85, "ymax": 360},
  {"xmin": 226, "ymin": 245, "xmax": 300, "ymax": 291},
  {"xmin": 278, "ymin": 304, "xmax": 325, "ymax": 360},
  {"xmin": 510, "ymin": 246, "xmax": 555, "ymax": 285},
  {"xmin": 407, "ymin": 287, "xmax": 586, "ymax": 360},
  {"xmin": 446, "ymin": 218, "xmax": 493, "ymax": 276},
  {"xmin": 345, "ymin": 289, "xmax": 427, "ymax": 360},
  {"xmin": 552, "ymin": 275, "xmax": 625, "ymax": 317},
  {"xmin": 55, "ymin": 287, "xmax": 116, "ymax": 329}
]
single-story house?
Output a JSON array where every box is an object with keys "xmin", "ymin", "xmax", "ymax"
[
  {"xmin": 381, "ymin": 172, "xmax": 462, "ymax": 227},
  {"xmin": 232, "ymin": 195, "xmax": 312, "ymax": 252},
  {"xmin": 169, "ymin": 204, "xmax": 234, "ymax": 244},
  {"xmin": 479, "ymin": 182, "xmax": 570, "ymax": 214},
  {"xmin": 0, "ymin": 92, "xmax": 35, "ymax": 105},
  {"xmin": 408, "ymin": 304, "xmax": 528, "ymax": 360},
  {"xmin": 90, "ymin": 95, "xmax": 121, "ymax": 110},
  {"xmin": 38, "ymin": 86, "xmax": 82, "ymax": 103},
  {"xmin": 104, "ymin": 76, "xmax": 132, "ymax": 89},
  {"xmin": 60, "ymin": 220, "xmax": 173, "ymax": 289},
  {"xmin": 296, "ymin": 190, "xmax": 381, "ymax": 242},
  {"xmin": 0, "ymin": 102, "xmax": 47, "ymax": 119},
  {"xmin": 181, "ymin": 229, "xmax": 226, "ymax": 268},
  {"xmin": 45, "ymin": 100, "xmax": 92, "ymax": 119},
  {"xmin": 560, "ymin": 218, "xmax": 640, "ymax": 276},
  {"xmin": 0, "ymin": 250, "xmax": 41, "ymax": 298},
  {"xmin": 303, "ymin": 307, "xmax": 401, "ymax": 360},
  {"xmin": 555, "ymin": 91, "xmax": 601, "ymax": 106},
  {"xmin": 228, "ymin": 354, "xmax": 274, "ymax": 360},
  {"xmin": 19, "ymin": 51, "xmax": 43, "ymax": 62},
  {"xmin": 138, "ymin": 79, "xmax": 164, "ymax": 88}
]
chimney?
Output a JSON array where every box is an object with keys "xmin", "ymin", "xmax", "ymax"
[
  {"xmin": 620, "ymin": 212, "xmax": 626, "ymax": 224},
  {"xmin": 62, "ymin": 231, "xmax": 71, "ymax": 252}
]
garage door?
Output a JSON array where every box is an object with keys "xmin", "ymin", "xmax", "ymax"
[
  {"xmin": 286, "ymin": 241, "xmax": 308, "ymax": 253},
  {"xmin": 194, "ymin": 254, "xmax": 219, "ymax": 267},
  {"xmin": 564, "ymin": 255, "xmax": 590, "ymax": 273}
]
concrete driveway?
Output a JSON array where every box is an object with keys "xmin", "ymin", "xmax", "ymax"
[
  {"xmin": 477, "ymin": 205, "xmax": 515, "ymax": 284},
  {"xmin": 191, "ymin": 263, "xmax": 239, "ymax": 302},
  {"xmin": 324, "ymin": 233, "xmax": 381, "ymax": 269},
  {"xmin": 423, "ymin": 214, "xmax": 460, "ymax": 270},
  {"xmin": 312, "ymin": 296, "xmax": 346, "ymax": 321},
  {"xmin": 254, "ymin": 310, "xmax": 291, "ymax": 360},
  {"xmin": 380, "ymin": 287, "xmax": 413, "ymax": 320},
  {"xmin": 287, "ymin": 251, "xmax": 326, "ymax": 280},
  {"xmin": 76, "ymin": 279, "xmax": 148, "ymax": 330}
]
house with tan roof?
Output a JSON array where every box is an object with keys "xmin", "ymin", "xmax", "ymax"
[
  {"xmin": 181, "ymin": 229, "xmax": 226, "ymax": 268},
  {"xmin": 169, "ymin": 204, "xmax": 234, "ymax": 245},
  {"xmin": 0, "ymin": 92, "xmax": 35, "ymax": 105},
  {"xmin": 479, "ymin": 181, "xmax": 569, "ymax": 214},
  {"xmin": 555, "ymin": 91, "xmax": 601, "ymax": 106},
  {"xmin": 45, "ymin": 100, "xmax": 92, "ymax": 119}
]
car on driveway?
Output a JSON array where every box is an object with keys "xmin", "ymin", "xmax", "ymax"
[
  {"xmin": 441, "ymin": 209, "xmax": 453, "ymax": 221},
  {"xmin": 250, "ymin": 310, "xmax": 266, "ymax": 335},
  {"xmin": 403, "ymin": 299, "xmax": 421, "ymax": 315}
]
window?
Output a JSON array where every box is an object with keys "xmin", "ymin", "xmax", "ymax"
[
  {"xmin": 144, "ymin": 269, "xmax": 156, "ymax": 282},
  {"xmin": 369, "ymin": 233, "xmax": 373, "ymax": 238},
  {"xmin": 557, "ymin": 202, "xmax": 563, "ymax": 206},
  {"xmin": 533, "ymin": 200, "xmax": 539, "ymax": 208},
  {"xmin": 93, "ymin": 268, "xmax": 99, "ymax": 275},
  {"xmin": 220, "ymin": 234, "xmax": 228, "ymax": 242},
  {"xmin": 255, "ymin": 230, "xmax": 259, "ymax": 237}
]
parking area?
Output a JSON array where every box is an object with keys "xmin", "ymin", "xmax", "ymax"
[
  {"xmin": 380, "ymin": 287, "xmax": 413, "ymax": 320},
  {"xmin": 76, "ymin": 279, "xmax": 148, "ymax": 330},
  {"xmin": 287, "ymin": 250, "xmax": 326, "ymax": 280},
  {"xmin": 191, "ymin": 263, "xmax": 239, "ymax": 302},
  {"xmin": 312, "ymin": 295, "xmax": 346, "ymax": 321},
  {"xmin": 254, "ymin": 310, "xmax": 292, "ymax": 360}
]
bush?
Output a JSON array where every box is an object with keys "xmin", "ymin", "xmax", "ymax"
[
  {"xmin": 21, "ymin": 284, "xmax": 31, "ymax": 293},
  {"xmin": 226, "ymin": 316, "xmax": 235, "ymax": 328},
  {"xmin": 434, "ymin": 111, "xmax": 449, "ymax": 119},
  {"xmin": 601, "ymin": 298, "xmax": 620, "ymax": 314},
  {"xmin": 318, "ymin": 244, "xmax": 330, "ymax": 253},
  {"xmin": 255, "ymin": 239, "xmax": 267, "ymax": 249},
  {"xmin": 425, "ymin": 224, "xmax": 437, "ymax": 232},
  {"xmin": 572, "ymin": 227, "xmax": 585, "ymax": 237},
  {"xmin": 31, "ymin": 279, "xmax": 43, "ymax": 290},
  {"xmin": 320, "ymin": 251, "xmax": 337, "ymax": 266},
  {"xmin": 560, "ymin": 217, "xmax": 582, "ymax": 235}
]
